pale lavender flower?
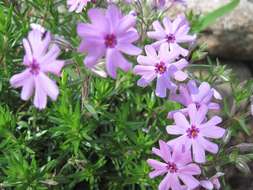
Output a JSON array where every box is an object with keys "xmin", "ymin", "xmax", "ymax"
[
  {"xmin": 149, "ymin": 0, "xmax": 186, "ymax": 9},
  {"xmin": 200, "ymin": 172, "xmax": 224, "ymax": 189},
  {"xmin": 147, "ymin": 14, "xmax": 196, "ymax": 57},
  {"xmin": 171, "ymin": 0, "xmax": 187, "ymax": 6},
  {"xmin": 149, "ymin": 0, "xmax": 166, "ymax": 9},
  {"xmin": 67, "ymin": 0, "xmax": 91, "ymax": 13},
  {"xmin": 10, "ymin": 29, "xmax": 64, "ymax": 109},
  {"xmin": 147, "ymin": 140, "xmax": 201, "ymax": 190},
  {"xmin": 133, "ymin": 43, "xmax": 188, "ymax": 97},
  {"xmin": 77, "ymin": 5, "xmax": 141, "ymax": 78},
  {"xmin": 168, "ymin": 80, "xmax": 222, "ymax": 118},
  {"xmin": 30, "ymin": 23, "xmax": 46, "ymax": 34},
  {"xmin": 167, "ymin": 104, "xmax": 225, "ymax": 163}
]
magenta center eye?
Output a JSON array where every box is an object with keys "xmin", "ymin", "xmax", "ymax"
[
  {"xmin": 187, "ymin": 125, "xmax": 200, "ymax": 139},
  {"xmin": 29, "ymin": 59, "xmax": 40, "ymax": 75},
  {"xmin": 166, "ymin": 162, "xmax": 178, "ymax": 173},
  {"xmin": 155, "ymin": 62, "xmax": 167, "ymax": 74},
  {"xmin": 166, "ymin": 34, "xmax": 176, "ymax": 43},
  {"xmin": 104, "ymin": 34, "xmax": 117, "ymax": 48},
  {"xmin": 195, "ymin": 102, "xmax": 201, "ymax": 109}
]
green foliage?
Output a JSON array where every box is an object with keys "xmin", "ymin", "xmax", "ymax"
[
  {"xmin": 191, "ymin": 0, "xmax": 240, "ymax": 33},
  {"xmin": 0, "ymin": 0, "xmax": 251, "ymax": 189}
]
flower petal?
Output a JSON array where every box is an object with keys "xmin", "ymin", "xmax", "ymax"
[
  {"xmin": 10, "ymin": 69, "xmax": 31, "ymax": 88},
  {"xmin": 23, "ymin": 39, "xmax": 33, "ymax": 64},
  {"xmin": 170, "ymin": 43, "xmax": 188, "ymax": 57},
  {"xmin": 208, "ymin": 102, "xmax": 220, "ymax": 110},
  {"xmin": 149, "ymin": 170, "xmax": 167, "ymax": 179},
  {"xmin": 192, "ymin": 140, "xmax": 206, "ymax": 163},
  {"xmin": 38, "ymin": 73, "xmax": 59, "ymax": 101},
  {"xmin": 200, "ymin": 180, "xmax": 214, "ymax": 190},
  {"xmin": 147, "ymin": 159, "xmax": 167, "ymax": 170},
  {"xmin": 153, "ymin": 21, "xmax": 166, "ymax": 36},
  {"xmin": 117, "ymin": 15, "xmax": 136, "ymax": 34},
  {"xmin": 166, "ymin": 125, "xmax": 186, "ymax": 135},
  {"xmin": 118, "ymin": 30, "xmax": 139, "ymax": 43},
  {"xmin": 174, "ymin": 112, "xmax": 190, "ymax": 129},
  {"xmin": 173, "ymin": 70, "xmax": 188, "ymax": 81},
  {"xmin": 158, "ymin": 173, "xmax": 172, "ymax": 190},
  {"xmin": 33, "ymin": 77, "xmax": 47, "ymax": 109},
  {"xmin": 21, "ymin": 77, "xmax": 34, "ymax": 101},
  {"xmin": 179, "ymin": 174, "xmax": 200, "ymax": 189},
  {"xmin": 203, "ymin": 116, "xmax": 222, "ymax": 127},
  {"xmin": 40, "ymin": 44, "xmax": 61, "ymax": 65},
  {"xmin": 198, "ymin": 137, "xmax": 219, "ymax": 154},
  {"xmin": 178, "ymin": 163, "xmax": 201, "ymax": 175},
  {"xmin": 117, "ymin": 43, "xmax": 142, "ymax": 55},
  {"xmin": 196, "ymin": 105, "xmax": 208, "ymax": 124},
  {"xmin": 112, "ymin": 50, "xmax": 132, "ymax": 72},
  {"xmin": 133, "ymin": 65, "xmax": 155, "ymax": 76},
  {"xmin": 84, "ymin": 47, "xmax": 105, "ymax": 68},
  {"xmin": 41, "ymin": 60, "xmax": 64, "ymax": 76},
  {"xmin": 155, "ymin": 75, "xmax": 168, "ymax": 98},
  {"xmin": 188, "ymin": 104, "xmax": 197, "ymax": 125},
  {"xmin": 159, "ymin": 140, "xmax": 172, "ymax": 163},
  {"xmin": 201, "ymin": 125, "xmax": 225, "ymax": 139},
  {"xmin": 162, "ymin": 17, "xmax": 172, "ymax": 34}
]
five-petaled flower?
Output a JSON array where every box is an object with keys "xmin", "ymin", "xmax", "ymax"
[
  {"xmin": 168, "ymin": 80, "xmax": 222, "ymax": 118},
  {"xmin": 10, "ymin": 29, "xmax": 64, "ymax": 109},
  {"xmin": 67, "ymin": 0, "xmax": 92, "ymax": 13},
  {"xmin": 77, "ymin": 4, "xmax": 142, "ymax": 78},
  {"xmin": 147, "ymin": 14, "xmax": 196, "ymax": 57},
  {"xmin": 147, "ymin": 140, "xmax": 201, "ymax": 190},
  {"xmin": 167, "ymin": 104, "xmax": 225, "ymax": 163},
  {"xmin": 133, "ymin": 43, "xmax": 188, "ymax": 97},
  {"xmin": 200, "ymin": 172, "xmax": 224, "ymax": 190}
]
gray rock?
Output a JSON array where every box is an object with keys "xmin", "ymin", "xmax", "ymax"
[
  {"xmin": 170, "ymin": 0, "xmax": 253, "ymax": 61},
  {"xmin": 189, "ymin": 0, "xmax": 253, "ymax": 61}
]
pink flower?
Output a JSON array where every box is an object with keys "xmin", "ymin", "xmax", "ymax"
[
  {"xmin": 133, "ymin": 43, "xmax": 188, "ymax": 97},
  {"xmin": 168, "ymin": 80, "xmax": 222, "ymax": 118},
  {"xmin": 67, "ymin": 0, "xmax": 91, "ymax": 13},
  {"xmin": 200, "ymin": 172, "xmax": 224, "ymax": 189},
  {"xmin": 147, "ymin": 14, "xmax": 196, "ymax": 57},
  {"xmin": 77, "ymin": 5, "xmax": 142, "ymax": 78},
  {"xmin": 147, "ymin": 140, "xmax": 201, "ymax": 190},
  {"xmin": 149, "ymin": 0, "xmax": 186, "ymax": 9},
  {"xmin": 10, "ymin": 29, "xmax": 64, "ymax": 109},
  {"xmin": 166, "ymin": 104, "xmax": 225, "ymax": 163}
]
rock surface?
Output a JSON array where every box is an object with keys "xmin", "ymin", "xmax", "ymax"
[{"xmin": 173, "ymin": 0, "xmax": 253, "ymax": 61}]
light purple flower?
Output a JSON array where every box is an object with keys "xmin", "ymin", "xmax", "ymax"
[
  {"xmin": 133, "ymin": 43, "xmax": 188, "ymax": 97},
  {"xmin": 167, "ymin": 104, "xmax": 225, "ymax": 163},
  {"xmin": 77, "ymin": 5, "xmax": 142, "ymax": 78},
  {"xmin": 67, "ymin": 0, "xmax": 91, "ymax": 13},
  {"xmin": 149, "ymin": 0, "xmax": 166, "ymax": 9},
  {"xmin": 171, "ymin": 0, "xmax": 187, "ymax": 6},
  {"xmin": 147, "ymin": 140, "xmax": 201, "ymax": 190},
  {"xmin": 10, "ymin": 29, "xmax": 64, "ymax": 109},
  {"xmin": 200, "ymin": 172, "xmax": 224, "ymax": 189},
  {"xmin": 147, "ymin": 14, "xmax": 196, "ymax": 57},
  {"xmin": 149, "ymin": 0, "xmax": 186, "ymax": 9},
  {"xmin": 168, "ymin": 80, "xmax": 222, "ymax": 118}
]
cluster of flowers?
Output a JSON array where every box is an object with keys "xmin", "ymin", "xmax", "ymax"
[{"xmin": 10, "ymin": 1, "xmax": 226, "ymax": 190}]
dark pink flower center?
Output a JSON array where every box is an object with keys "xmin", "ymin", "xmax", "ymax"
[
  {"xmin": 166, "ymin": 162, "xmax": 178, "ymax": 173},
  {"xmin": 104, "ymin": 34, "xmax": 117, "ymax": 48},
  {"xmin": 29, "ymin": 59, "xmax": 40, "ymax": 75},
  {"xmin": 195, "ymin": 102, "xmax": 201, "ymax": 109},
  {"xmin": 187, "ymin": 125, "xmax": 200, "ymax": 139},
  {"xmin": 166, "ymin": 34, "xmax": 176, "ymax": 43},
  {"xmin": 155, "ymin": 62, "xmax": 167, "ymax": 74}
]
